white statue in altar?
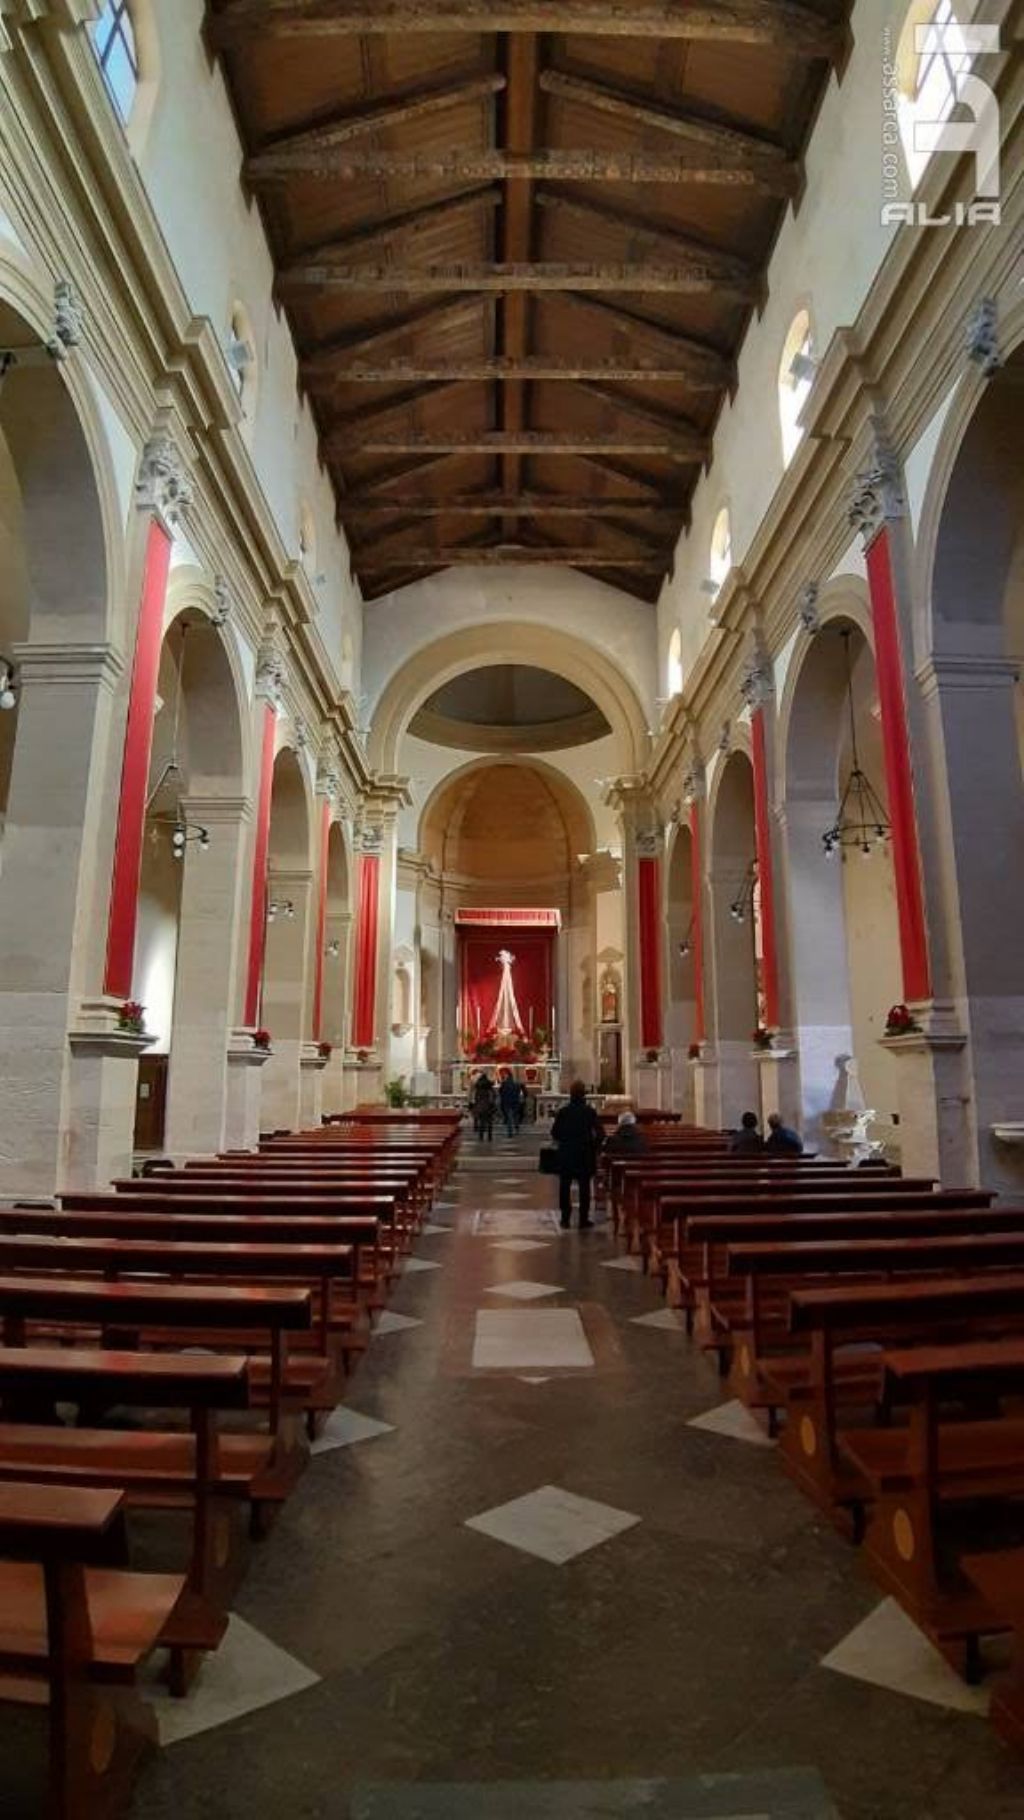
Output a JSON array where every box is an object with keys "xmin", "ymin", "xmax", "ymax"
[{"xmin": 491, "ymin": 949, "xmax": 525, "ymax": 1041}]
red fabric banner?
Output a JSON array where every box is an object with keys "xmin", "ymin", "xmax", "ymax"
[
  {"xmin": 689, "ymin": 803, "xmax": 706, "ymax": 1044},
  {"xmin": 459, "ymin": 928, "xmax": 555, "ymax": 1040},
  {"xmin": 311, "ymin": 797, "xmax": 330, "ymax": 1042},
  {"xmin": 351, "ymin": 853, "xmax": 380, "ymax": 1050},
  {"xmin": 637, "ymin": 855, "xmax": 663, "ymax": 1049},
  {"xmin": 866, "ymin": 528, "xmax": 931, "ymax": 1002},
  {"xmin": 751, "ymin": 707, "xmax": 780, "ymax": 1031},
  {"xmin": 243, "ymin": 705, "xmax": 276, "ymax": 1028},
  {"xmin": 103, "ymin": 518, "xmax": 172, "ymax": 999},
  {"xmin": 455, "ymin": 908, "xmax": 561, "ymax": 928}
]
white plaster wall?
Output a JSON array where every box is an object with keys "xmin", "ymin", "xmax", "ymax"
[
  {"xmin": 362, "ymin": 566, "xmax": 658, "ymax": 729},
  {"xmin": 660, "ymin": 0, "xmax": 907, "ymax": 681},
  {"xmin": 133, "ymin": 0, "xmax": 361, "ymax": 689},
  {"xmin": 401, "ymin": 732, "xmax": 621, "ymax": 856}
]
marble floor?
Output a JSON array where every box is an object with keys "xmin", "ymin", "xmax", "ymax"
[{"xmin": 4, "ymin": 1128, "xmax": 1020, "ymax": 1818}]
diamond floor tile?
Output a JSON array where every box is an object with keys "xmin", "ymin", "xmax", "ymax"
[{"xmin": 464, "ymin": 1483, "xmax": 640, "ymax": 1564}]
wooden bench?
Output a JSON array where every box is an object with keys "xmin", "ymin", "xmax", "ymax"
[
  {"xmin": 840, "ymin": 1338, "xmax": 1024, "ymax": 1675},
  {"xmin": 781, "ymin": 1273, "xmax": 1024, "ymax": 1521},
  {"xmin": 0, "ymin": 1480, "xmax": 184, "ymax": 1820},
  {"xmin": 963, "ymin": 1549, "xmax": 1024, "ymax": 1750}
]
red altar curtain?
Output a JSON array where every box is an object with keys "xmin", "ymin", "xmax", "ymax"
[{"xmin": 459, "ymin": 928, "xmax": 555, "ymax": 1040}]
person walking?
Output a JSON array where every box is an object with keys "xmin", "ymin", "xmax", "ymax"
[
  {"xmin": 498, "ymin": 1069, "xmax": 521, "ymax": 1139},
  {"xmin": 472, "ymin": 1072, "xmax": 497, "ymax": 1142},
  {"xmin": 551, "ymin": 1080, "xmax": 603, "ymax": 1229}
]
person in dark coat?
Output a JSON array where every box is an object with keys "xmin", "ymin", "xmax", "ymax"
[
  {"xmin": 498, "ymin": 1070, "xmax": 521, "ymax": 1138},
  {"xmin": 729, "ymin": 1110, "xmax": 765, "ymax": 1156},
  {"xmin": 604, "ymin": 1110, "xmax": 647, "ymax": 1158},
  {"xmin": 551, "ymin": 1080, "xmax": 603, "ymax": 1228},
  {"xmin": 765, "ymin": 1111, "xmax": 804, "ymax": 1155},
  {"xmin": 472, "ymin": 1072, "xmax": 496, "ymax": 1141}
]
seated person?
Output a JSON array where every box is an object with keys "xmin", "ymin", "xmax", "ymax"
[
  {"xmin": 765, "ymin": 1110, "xmax": 804, "ymax": 1155},
  {"xmin": 604, "ymin": 1110, "xmax": 647, "ymax": 1157},
  {"xmin": 729, "ymin": 1110, "xmax": 765, "ymax": 1155}
]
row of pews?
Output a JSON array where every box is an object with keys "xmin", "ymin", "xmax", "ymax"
[
  {"xmin": 0, "ymin": 1108, "xmax": 461, "ymax": 1820},
  {"xmin": 606, "ymin": 1123, "xmax": 1024, "ymax": 1751}
]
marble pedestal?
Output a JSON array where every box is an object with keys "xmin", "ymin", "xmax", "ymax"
[{"xmin": 224, "ymin": 1038, "xmax": 271, "ymax": 1152}]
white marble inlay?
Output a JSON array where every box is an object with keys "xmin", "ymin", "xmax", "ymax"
[
  {"xmin": 821, "ymin": 1598, "xmax": 990, "ymax": 1715},
  {"xmin": 146, "ymin": 1614, "xmax": 319, "ymax": 1745},
  {"xmin": 465, "ymin": 1484, "xmax": 640, "ymax": 1564},
  {"xmin": 518, "ymin": 1376, "xmax": 551, "ymax": 1385},
  {"xmin": 472, "ymin": 1308, "xmax": 595, "ymax": 1370},
  {"xmin": 601, "ymin": 1256, "xmax": 644, "ymax": 1274},
  {"xmin": 421, "ymin": 1222, "xmax": 452, "ymax": 1236},
  {"xmin": 490, "ymin": 1238, "xmax": 551, "ymax": 1253},
  {"xmin": 310, "ymin": 1407, "xmax": 395, "ymax": 1456},
  {"xmin": 630, "ymin": 1309, "xmax": 688, "ymax": 1331},
  {"xmin": 401, "ymin": 1257, "xmax": 441, "ymax": 1274},
  {"xmin": 687, "ymin": 1399, "xmax": 775, "ymax": 1448},
  {"xmin": 373, "ymin": 1310, "xmax": 423, "ymax": 1336},
  {"xmin": 485, "ymin": 1279, "xmax": 565, "ymax": 1301}
]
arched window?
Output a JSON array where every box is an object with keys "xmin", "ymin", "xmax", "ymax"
[
  {"xmin": 709, "ymin": 506, "xmax": 732, "ymax": 592},
  {"xmin": 90, "ymin": 0, "xmax": 139, "ymax": 123},
  {"xmin": 896, "ymin": 0, "xmax": 973, "ymax": 191},
  {"xmin": 778, "ymin": 309, "xmax": 814, "ymax": 466},
  {"xmin": 226, "ymin": 303, "xmax": 258, "ymax": 430},
  {"xmin": 666, "ymin": 628, "xmax": 683, "ymax": 698}
]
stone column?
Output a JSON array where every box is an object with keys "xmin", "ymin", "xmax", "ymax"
[
  {"xmin": 163, "ymin": 796, "xmax": 251, "ymax": 1158},
  {"xmin": 0, "ymin": 643, "xmax": 124, "ymax": 1195},
  {"xmin": 706, "ymin": 858, "xmax": 759, "ymax": 1128},
  {"xmin": 259, "ymin": 868, "xmax": 314, "ymax": 1133},
  {"xmin": 224, "ymin": 1038, "xmax": 271, "ymax": 1151},
  {"xmin": 784, "ymin": 794, "xmax": 856, "ymax": 1147}
]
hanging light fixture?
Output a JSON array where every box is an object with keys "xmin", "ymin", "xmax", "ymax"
[
  {"xmin": 267, "ymin": 898, "xmax": 295, "ymax": 923},
  {"xmin": 678, "ymin": 916, "xmax": 696, "ymax": 957},
  {"xmin": 729, "ymin": 861, "xmax": 757, "ymax": 923},
  {"xmin": 821, "ymin": 628, "xmax": 891, "ymax": 860},
  {"xmin": 0, "ymin": 655, "xmax": 17, "ymax": 712},
  {"xmin": 146, "ymin": 621, "xmax": 210, "ymax": 858}
]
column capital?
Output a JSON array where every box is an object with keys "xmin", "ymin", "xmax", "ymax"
[
  {"xmin": 798, "ymin": 581, "xmax": 821, "ymax": 633},
  {"xmin": 135, "ymin": 426, "xmax": 194, "ymax": 533},
  {"xmin": 255, "ymin": 631, "xmax": 287, "ymax": 706},
  {"xmin": 847, "ymin": 425, "xmax": 905, "ymax": 548},
  {"xmin": 965, "ymin": 295, "xmax": 1001, "ymax": 379}
]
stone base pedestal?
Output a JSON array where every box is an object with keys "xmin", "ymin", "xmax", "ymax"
[
  {"xmin": 716, "ymin": 1040, "xmax": 760, "ymax": 1131},
  {"xmin": 633, "ymin": 1059, "xmax": 671, "ymax": 1110},
  {"xmin": 878, "ymin": 1028, "xmax": 972, "ymax": 1185},
  {"xmin": 224, "ymin": 1036, "xmax": 271, "ymax": 1152},
  {"xmin": 63, "ymin": 1000, "xmax": 154, "ymax": 1190},
  {"xmin": 299, "ymin": 1048, "xmax": 329, "ymax": 1130},
  {"xmin": 753, "ymin": 1046, "xmax": 800, "ymax": 1130},
  {"xmin": 690, "ymin": 1053, "xmax": 722, "ymax": 1130},
  {"xmin": 345, "ymin": 1054, "xmax": 384, "ymax": 1107}
]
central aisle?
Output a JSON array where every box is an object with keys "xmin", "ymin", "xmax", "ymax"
[{"xmin": 139, "ymin": 1131, "xmax": 1018, "ymax": 1820}]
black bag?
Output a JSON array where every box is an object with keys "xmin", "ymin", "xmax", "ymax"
[{"xmin": 539, "ymin": 1145, "xmax": 561, "ymax": 1176}]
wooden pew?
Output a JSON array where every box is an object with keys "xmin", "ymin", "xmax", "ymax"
[
  {"xmin": 781, "ymin": 1273, "xmax": 1024, "ymax": 1521},
  {"xmin": 716, "ymin": 1228, "xmax": 1024, "ymax": 1412},
  {"xmin": 0, "ymin": 1235, "xmax": 354, "ymax": 1434},
  {"xmin": 0, "ymin": 1480, "xmax": 184, "ymax": 1820},
  {"xmin": 841, "ymin": 1338, "xmax": 1024, "ymax": 1675},
  {"xmin": 0, "ymin": 1274, "xmax": 310, "ymax": 1517},
  {"xmin": 963, "ymin": 1550, "xmax": 1024, "ymax": 1750},
  {"xmin": 666, "ymin": 1191, "xmax": 1001, "ymax": 1324}
]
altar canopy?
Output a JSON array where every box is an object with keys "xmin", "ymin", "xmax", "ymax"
[{"xmin": 456, "ymin": 909, "xmax": 560, "ymax": 1043}]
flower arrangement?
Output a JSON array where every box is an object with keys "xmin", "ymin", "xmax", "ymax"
[
  {"xmin": 752, "ymin": 1026, "xmax": 774, "ymax": 1052},
  {"xmin": 385, "ymin": 1075, "xmax": 408, "ymax": 1108},
  {"xmin": 253, "ymin": 1028, "xmax": 272, "ymax": 1051},
  {"xmin": 117, "ymin": 1000, "xmax": 146, "ymax": 1035},
  {"xmin": 884, "ymin": 1002, "xmax": 920, "ymax": 1037},
  {"xmin": 687, "ymin": 1041, "xmax": 703, "ymax": 1061},
  {"xmin": 318, "ymin": 1040, "xmax": 332, "ymax": 1061},
  {"xmin": 644, "ymin": 1046, "xmax": 661, "ymax": 1064}
]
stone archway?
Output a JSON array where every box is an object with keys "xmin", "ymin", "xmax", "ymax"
[
  {"xmin": 0, "ymin": 290, "xmax": 120, "ymax": 1193},
  {"xmin": 260, "ymin": 745, "xmax": 314, "ymax": 1133},
  {"xmin": 782, "ymin": 612, "xmax": 901, "ymax": 1148}
]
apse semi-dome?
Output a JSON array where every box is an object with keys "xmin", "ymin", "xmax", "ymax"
[{"xmin": 410, "ymin": 664, "xmax": 611, "ymax": 753}]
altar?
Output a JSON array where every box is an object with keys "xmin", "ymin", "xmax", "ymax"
[{"xmin": 449, "ymin": 907, "xmax": 564, "ymax": 1094}]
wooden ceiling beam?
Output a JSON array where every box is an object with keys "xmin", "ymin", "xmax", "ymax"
[
  {"xmin": 574, "ymin": 379, "xmax": 706, "ymax": 439},
  {"xmin": 279, "ymin": 258, "xmax": 757, "ymax": 300},
  {"xmin": 556, "ymin": 289, "xmax": 733, "ymax": 374},
  {"xmin": 335, "ymin": 452, "xmax": 462, "ymax": 495},
  {"xmin": 357, "ymin": 546, "xmax": 668, "ymax": 570},
  {"xmin": 569, "ymin": 451, "xmax": 678, "ymax": 499},
  {"xmin": 209, "ymin": 2, "xmax": 842, "ymax": 61},
  {"xmin": 304, "ymin": 354, "xmax": 727, "ymax": 385},
  {"xmin": 329, "ymin": 428, "xmax": 706, "ymax": 461},
  {"xmin": 535, "ymin": 190, "xmax": 752, "ymax": 287},
  {"xmin": 339, "ymin": 492, "xmax": 681, "ymax": 519},
  {"xmin": 246, "ymin": 146, "xmax": 803, "ymax": 187},
  {"xmin": 328, "ymin": 378, "xmax": 474, "ymax": 428},
  {"xmin": 538, "ymin": 69, "xmax": 799, "ymax": 195},
  {"xmin": 282, "ymin": 187, "xmax": 502, "ymax": 274},
  {"xmin": 245, "ymin": 73, "xmax": 506, "ymax": 177},
  {"xmin": 302, "ymin": 297, "xmax": 482, "ymax": 384}
]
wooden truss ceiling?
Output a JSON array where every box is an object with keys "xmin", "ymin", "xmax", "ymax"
[{"xmin": 207, "ymin": 0, "xmax": 848, "ymax": 602}]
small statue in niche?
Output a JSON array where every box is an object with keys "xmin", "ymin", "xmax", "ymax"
[{"xmin": 600, "ymin": 970, "xmax": 620, "ymax": 1025}]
